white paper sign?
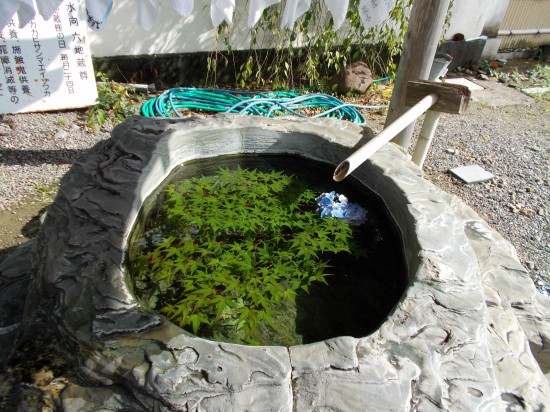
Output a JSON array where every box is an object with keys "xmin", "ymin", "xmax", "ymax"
[
  {"xmin": 359, "ymin": 0, "xmax": 392, "ymax": 31},
  {"xmin": 85, "ymin": 0, "xmax": 113, "ymax": 31},
  {"xmin": 323, "ymin": 0, "xmax": 348, "ymax": 30},
  {"xmin": 0, "ymin": 0, "xmax": 97, "ymax": 114},
  {"xmin": 248, "ymin": 0, "xmax": 280, "ymax": 28},
  {"xmin": 280, "ymin": 0, "xmax": 311, "ymax": 29},
  {"xmin": 211, "ymin": 0, "xmax": 235, "ymax": 27},
  {"xmin": 170, "ymin": 0, "xmax": 194, "ymax": 18}
]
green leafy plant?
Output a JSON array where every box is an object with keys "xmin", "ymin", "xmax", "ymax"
[
  {"xmin": 207, "ymin": 0, "xmax": 453, "ymax": 89},
  {"xmin": 54, "ymin": 117, "xmax": 68, "ymax": 127},
  {"xmin": 480, "ymin": 59, "xmax": 498, "ymax": 77},
  {"xmin": 131, "ymin": 167, "xmax": 355, "ymax": 344},
  {"xmin": 526, "ymin": 64, "xmax": 550, "ymax": 87},
  {"xmin": 86, "ymin": 72, "xmax": 141, "ymax": 131}
]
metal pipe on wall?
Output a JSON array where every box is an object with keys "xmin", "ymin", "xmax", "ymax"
[{"xmin": 498, "ymin": 28, "xmax": 550, "ymax": 35}]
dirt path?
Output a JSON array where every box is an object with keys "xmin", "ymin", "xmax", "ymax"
[{"xmin": 0, "ymin": 190, "xmax": 56, "ymax": 263}]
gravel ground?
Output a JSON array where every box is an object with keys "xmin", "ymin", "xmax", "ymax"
[
  {"xmin": 0, "ymin": 76, "xmax": 548, "ymax": 290},
  {"xmin": 0, "ymin": 111, "xmax": 111, "ymax": 210},
  {"xmin": 424, "ymin": 96, "xmax": 548, "ymax": 285}
]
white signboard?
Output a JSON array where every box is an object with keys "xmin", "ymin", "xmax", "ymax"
[{"xmin": 0, "ymin": 0, "xmax": 97, "ymax": 114}]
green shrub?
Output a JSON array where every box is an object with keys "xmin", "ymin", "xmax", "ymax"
[{"xmin": 86, "ymin": 72, "xmax": 140, "ymax": 131}]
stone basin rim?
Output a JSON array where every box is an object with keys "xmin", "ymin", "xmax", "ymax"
[{"xmin": 27, "ymin": 114, "xmax": 502, "ymax": 410}]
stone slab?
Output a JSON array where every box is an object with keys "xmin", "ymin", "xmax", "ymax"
[
  {"xmin": 450, "ymin": 164, "xmax": 495, "ymax": 184},
  {"xmin": 469, "ymin": 78, "xmax": 534, "ymax": 107},
  {"xmin": 522, "ymin": 86, "xmax": 550, "ymax": 96},
  {"xmin": 444, "ymin": 77, "xmax": 485, "ymax": 91}
]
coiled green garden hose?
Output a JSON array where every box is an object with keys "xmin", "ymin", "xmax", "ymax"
[{"xmin": 140, "ymin": 88, "xmax": 388, "ymax": 127}]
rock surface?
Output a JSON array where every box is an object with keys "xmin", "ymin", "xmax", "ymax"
[
  {"xmin": 331, "ymin": 61, "xmax": 374, "ymax": 94},
  {"xmin": 1, "ymin": 115, "xmax": 548, "ymax": 411}
]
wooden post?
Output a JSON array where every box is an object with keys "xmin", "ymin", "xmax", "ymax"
[{"xmin": 385, "ymin": 0, "xmax": 452, "ymax": 149}]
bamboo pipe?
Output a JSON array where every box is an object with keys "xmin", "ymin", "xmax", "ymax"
[
  {"xmin": 411, "ymin": 110, "xmax": 442, "ymax": 168},
  {"xmin": 333, "ymin": 93, "xmax": 438, "ymax": 182}
]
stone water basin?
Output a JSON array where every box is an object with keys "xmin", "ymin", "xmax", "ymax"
[{"xmin": 8, "ymin": 114, "xmax": 548, "ymax": 411}]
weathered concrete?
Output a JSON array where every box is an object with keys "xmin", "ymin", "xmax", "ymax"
[{"xmin": 2, "ymin": 115, "xmax": 549, "ymax": 410}]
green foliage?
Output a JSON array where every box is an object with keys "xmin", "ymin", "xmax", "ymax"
[
  {"xmin": 131, "ymin": 167, "xmax": 354, "ymax": 344},
  {"xmin": 503, "ymin": 64, "xmax": 550, "ymax": 101},
  {"xmin": 207, "ymin": 0, "xmax": 459, "ymax": 89},
  {"xmin": 480, "ymin": 59, "xmax": 498, "ymax": 77},
  {"xmin": 86, "ymin": 72, "xmax": 141, "ymax": 131},
  {"xmin": 526, "ymin": 64, "xmax": 550, "ymax": 87}
]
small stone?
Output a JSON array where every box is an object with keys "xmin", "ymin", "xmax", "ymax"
[
  {"xmin": 526, "ymin": 261, "xmax": 535, "ymax": 270},
  {"xmin": 538, "ymin": 209, "xmax": 545, "ymax": 216},
  {"xmin": 520, "ymin": 208, "xmax": 533, "ymax": 217},
  {"xmin": 533, "ymin": 235, "xmax": 542, "ymax": 242},
  {"xmin": 529, "ymin": 146, "xmax": 541, "ymax": 152},
  {"xmin": 445, "ymin": 148, "xmax": 456, "ymax": 154},
  {"xmin": 54, "ymin": 130, "xmax": 68, "ymax": 139},
  {"xmin": 477, "ymin": 73, "xmax": 490, "ymax": 81}
]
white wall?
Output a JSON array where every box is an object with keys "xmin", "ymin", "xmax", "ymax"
[
  {"xmin": 88, "ymin": 0, "xmax": 253, "ymax": 57},
  {"xmin": 443, "ymin": 0, "xmax": 498, "ymax": 39},
  {"xmin": 88, "ymin": 0, "xmax": 511, "ymax": 57}
]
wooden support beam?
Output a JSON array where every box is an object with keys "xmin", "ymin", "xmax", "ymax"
[
  {"xmin": 385, "ymin": 0, "xmax": 452, "ymax": 148},
  {"xmin": 406, "ymin": 81, "xmax": 470, "ymax": 114}
]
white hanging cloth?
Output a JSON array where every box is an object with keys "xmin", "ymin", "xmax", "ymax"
[
  {"xmin": 137, "ymin": 0, "xmax": 158, "ymax": 31},
  {"xmin": 247, "ymin": 0, "xmax": 280, "ymax": 28},
  {"xmin": 323, "ymin": 0, "xmax": 348, "ymax": 31},
  {"xmin": 16, "ymin": 0, "xmax": 36, "ymax": 28},
  {"xmin": 35, "ymin": 0, "xmax": 64, "ymax": 21},
  {"xmin": 85, "ymin": 0, "xmax": 114, "ymax": 31},
  {"xmin": 211, "ymin": 0, "xmax": 235, "ymax": 26},
  {"xmin": 169, "ymin": 0, "xmax": 194, "ymax": 17},
  {"xmin": 0, "ymin": 0, "xmax": 20, "ymax": 30},
  {"xmin": 0, "ymin": 0, "xmax": 36, "ymax": 29},
  {"xmin": 280, "ymin": 0, "xmax": 311, "ymax": 29},
  {"xmin": 359, "ymin": 0, "xmax": 392, "ymax": 32}
]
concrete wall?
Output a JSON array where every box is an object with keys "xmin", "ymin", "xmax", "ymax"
[
  {"xmin": 88, "ymin": 0, "xmax": 253, "ymax": 57},
  {"xmin": 88, "ymin": 0, "xmax": 512, "ymax": 57},
  {"xmin": 444, "ymin": 0, "xmax": 502, "ymax": 40}
]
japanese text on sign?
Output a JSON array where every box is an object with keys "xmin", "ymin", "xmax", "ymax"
[
  {"xmin": 359, "ymin": 0, "xmax": 392, "ymax": 32},
  {"xmin": 0, "ymin": 0, "xmax": 97, "ymax": 114}
]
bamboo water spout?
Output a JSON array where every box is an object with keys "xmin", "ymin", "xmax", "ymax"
[
  {"xmin": 333, "ymin": 81, "xmax": 470, "ymax": 182},
  {"xmin": 333, "ymin": 93, "xmax": 438, "ymax": 182}
]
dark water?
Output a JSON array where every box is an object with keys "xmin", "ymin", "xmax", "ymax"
[{"xmin": 128, "ymin": 154, "xmax": 408, "ymax": 345}]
